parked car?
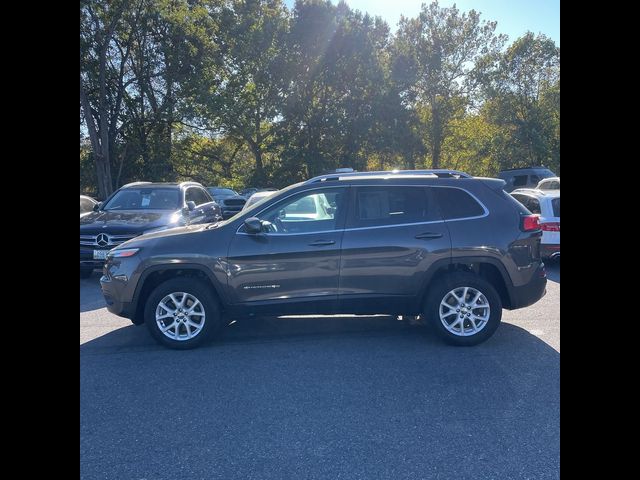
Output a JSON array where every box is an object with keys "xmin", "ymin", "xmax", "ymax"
[
  {"xmin": 206, "ymin": 187, "xmax": 247, "ymax": 219},
  {"xmin": 81, "ymin": 182, "xmax": 222, "ymax": 278},
  {"xmin": 242, "ymin": 190, "xmax": 278, "ymax": 210},
  {"xmin": 511, "ymin": 188, "xmax": 560, "ymax": 260},
  {"xmin": 239, "ymin": 187, "xmax": 278, "ymax": 199},
  {"xmin": 80, "ymin": 195, "xmax": 98, "ymax": 216},
  {"xmin": 536, "ymin": 176, "xmax": 560, "ymax": 190},
  {"xmin": 101, "ymin": 169, "xmax": 546, "ymax": 349},
  {"xmin": 498, "ymin": 167, "xmax": 556, "ymax": 192}
]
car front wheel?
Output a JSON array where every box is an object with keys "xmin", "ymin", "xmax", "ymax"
[
  {"xmin": 425, "ymin": 272, "xmax": 502, "ymax": 346},
  {"xmin": 144, "ymin": 277, "xmax": 222, "ymax": 349}
]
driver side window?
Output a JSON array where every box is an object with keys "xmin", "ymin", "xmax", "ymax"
[{"xmin": 258, "ymin": 188, "xmax": 346, "ymax": 234}]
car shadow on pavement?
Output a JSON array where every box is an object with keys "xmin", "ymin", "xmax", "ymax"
[
  {"xmin": 80, "ymin": 313, "xmax": 558, "ymax": 354},
  {"xmin": 81, "ymin": 316, "xmax": 559, "ymax": 479}
]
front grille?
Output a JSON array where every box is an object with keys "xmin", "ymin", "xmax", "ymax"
[
  {"xmin": 224, "ymin": 199, "xmax": 246, "ymax": 207},
  {"xmin": 80, "ymin": 234, "xmax": 138, "ymax": 247}
]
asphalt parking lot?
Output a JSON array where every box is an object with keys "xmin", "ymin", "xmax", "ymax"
[{"xmin": 80, "ymin": 263, "xmax": 559, "ymax": 480}]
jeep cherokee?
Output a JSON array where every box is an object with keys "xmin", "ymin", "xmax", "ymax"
[{"xmin": 100, "ymin": 170, "xmax": 546, "ymax": 349}]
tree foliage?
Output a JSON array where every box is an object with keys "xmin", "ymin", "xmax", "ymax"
[{"xmin": 80, "ymin": 0, "xmax": 560, "ymax": 197}]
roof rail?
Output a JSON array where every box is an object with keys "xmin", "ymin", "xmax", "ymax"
[
  {"xmin": 305, "ymin": 169, "xmax": 472, "ymax": 184},
  {"xmin": 499, "ymin": 166, "xmax": 549, "ymax": 172},
  {"xmin": 120, "ymin": 181, "xmax": 152, "ymax": 188}
]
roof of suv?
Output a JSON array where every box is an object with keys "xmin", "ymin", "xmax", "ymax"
[
  {"xmin": 511, "ymin": 188, "xmax": 560, "ymax": 198},
  {"xmin": 305, "ymin": 169, "xmax": 472, "ymax": 184},
  {"xmin": 499, "ymin": 166, "xmax": 553, "ymax": 172},
  {"xmin": 120, "ymin": 181, "xmax": 203, "ymax": 189}
]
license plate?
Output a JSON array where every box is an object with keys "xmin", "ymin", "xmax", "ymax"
[{"xmin": 93, "ymin": 250, "xmax": 109, "ymax": 260}]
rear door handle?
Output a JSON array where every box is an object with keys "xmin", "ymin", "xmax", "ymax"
[
  {"xmin": 415, "ymin": 232, "xmax": 443, "ymax": 239},
  {"xmin": 308, "ymin": 240, "xmax": 336, "ymax": 246}
]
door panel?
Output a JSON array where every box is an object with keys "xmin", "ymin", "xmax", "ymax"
[
  {"xmin": 338, "ymin": 186, "xmax": 451, "ymax": 313},
  {"xmin": 226, "ymin": 186, "xmax": 348, "ymax": 313}
]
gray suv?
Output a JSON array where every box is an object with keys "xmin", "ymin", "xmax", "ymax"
[{"xmin": 100, "ymin": 170, "xmax": 547, "ymax": 349}]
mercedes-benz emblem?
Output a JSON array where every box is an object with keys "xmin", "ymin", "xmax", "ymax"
[{"xmin": 96, "ymin": 233, "xmax": 110, "ymax": 247}]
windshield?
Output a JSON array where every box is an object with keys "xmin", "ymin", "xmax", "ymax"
[
  {"xmin": 102, "ymin": 188, "xmax": 181, "ymax": 211},
  {"xmin": 208, "ymin": 188, "xmax": 237, "ymax": 196}
]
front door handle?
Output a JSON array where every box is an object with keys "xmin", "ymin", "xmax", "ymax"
[
  {"xmin": 415, "ymin": 232, "xmax": 443, "ymax": 239},
  {"xmin": 308, "ymin": 240, "xmax": 336, "ymax": 246}
]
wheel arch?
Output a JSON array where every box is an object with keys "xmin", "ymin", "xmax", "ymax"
[
  {"xmin": 418, "ymin": 257, "xmax": 515, "ymax": 310},
  {"xmin": 131, "ymin": 264, "xmax": 225, "ymax": 325}
]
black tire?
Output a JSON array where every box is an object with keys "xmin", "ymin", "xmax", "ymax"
[
  {"xmin": 80, "ymin": 267, "xmax": 94, "ymax": 278},
  {"xmin": 144, "ymin": 277, "xmax": 222, "ymax": 349},
  {"xmin": 424, "ymin": 272, "xmax": 502, "ymax": 346}
]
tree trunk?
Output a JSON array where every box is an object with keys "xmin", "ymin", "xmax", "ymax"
[
  {"xmin": 80, "ymin": 82, "xmax": 112, "ymax": 200},
  {"xmin": 430, "ymin": 102, "xmax": 442, "ymax": 169},
  {"xmin": 252, "ymin": 145, "xmax": 265, "ymax": 183}
]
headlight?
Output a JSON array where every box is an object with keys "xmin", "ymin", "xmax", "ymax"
[{"xmin": 107, "ymin": 248, "xmax": 140, "ymax": 258}]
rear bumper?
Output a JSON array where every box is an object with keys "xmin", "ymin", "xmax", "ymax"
[{"xmin": 508, "ymin": 265, "xmax": 547, "ymax": 309}]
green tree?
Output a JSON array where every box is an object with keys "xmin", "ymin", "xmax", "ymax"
[
  {"xmin": 188, "ymin": 0, "xmax": 289, "ymax": 185},
  {"xmin": 277, "ymin": 0, "xmax": 392, "ymax": 181},
  {"xmin": 392, "ymin": 1, "xmax": 505, "ymax": 168},
  {"xmin": 484, "ymin": 32, "xmax": 560, "ymax": 171},
  {"xmin": 80, "ymin": 0, "xmax": 130, "ymax": 198}
]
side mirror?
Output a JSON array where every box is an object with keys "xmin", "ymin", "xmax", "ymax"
[
  {"xmin": 244, "ymin": 217, "xmax": 263, "ymax": 234},
  {"xmin": 186, "ymin": 201, "xmax": 196, "ymax": 212},
  {"xmin": 93, "ymin": 202, "xmax": 101, "ymax": 212}
]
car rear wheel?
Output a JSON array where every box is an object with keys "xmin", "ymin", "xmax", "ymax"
[
  {"xmin": 144, "ymin": 277, "xmax": 222, "ymax": 349},
  {"xmin": 425, "ymin": 272, "xmax": 502, "ymax": 346}
]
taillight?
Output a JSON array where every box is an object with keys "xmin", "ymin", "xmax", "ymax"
[
  {"xmin": 541, "ymin": 222, "xmax": 560, "ymax": 232},
  {"xmin": 521, "ymin": 215, "xmax": 541, "ymax": 232}
]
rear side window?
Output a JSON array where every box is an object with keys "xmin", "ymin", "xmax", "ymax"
[
  {"xmin": 540, "ymin": 180, "xmax": 560, "ymax": 190},
  {"xmin": 434, "ymin": 188, "xmax": 485, "ymax": 219},
  {"xmin": 552, "ymin": 198, "xmax": 560, "ymax": 217},
  {"xmin": 186, "ymin": 187, "xmax": 211, "ymax": 206},
  {"xmin": 351, "ymin": 186, "xmax": 438, "ymax": 227},
  {"xmin": 513, "ymin": 175, "xmax": 528, "ymax": 187},
  {"xmin": 512, "ymin": 194, "xmax": 541, "ymax": 215}
]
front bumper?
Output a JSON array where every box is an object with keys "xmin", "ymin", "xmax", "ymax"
[
  {"xmin": 100, "ymin": 273, "xmax": 137, "ymax": 320},
  {"xmin": 80, "ymin": 248, "xmax": 109, "ymax": 269}
]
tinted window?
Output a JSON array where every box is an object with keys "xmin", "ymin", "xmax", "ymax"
[
  {"xmin": 530, "ymin": 175, "xmax": 540, "ymax": 184},
  {"xmin": 208, "ymin": 188, "xmax": 237, "ymax": 196},
  {"xmin": 513, "ymin": 175, "xmax": 529, "ymax": 187},
  {"xmin": 351, "ymin": 187, "xmax": 438, "ymax": 227},
  {"xmin": 103, "ymin": 188, "xmax": 180, "ymax": 210},
  {"xmin": 435, "ymin": 188, "xmax": 485, "ymax": 219},
  {"xmin": 511, "ymin": 194, "xmax": 541, "ymax": 215},
  {"xmin": 540, "ymin": 180, "xmax": 559, "ymax": 190},
  {"xmin": 258, "ymin": 188, "xmax": 345, "ymax": 234},
  {"xmin": 552, "ymin": 198, "xmax": 560, "ymax": 217},
  {"xmin": 186, "ymin": 187, "xmax": 211, "ymax": 206}
]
